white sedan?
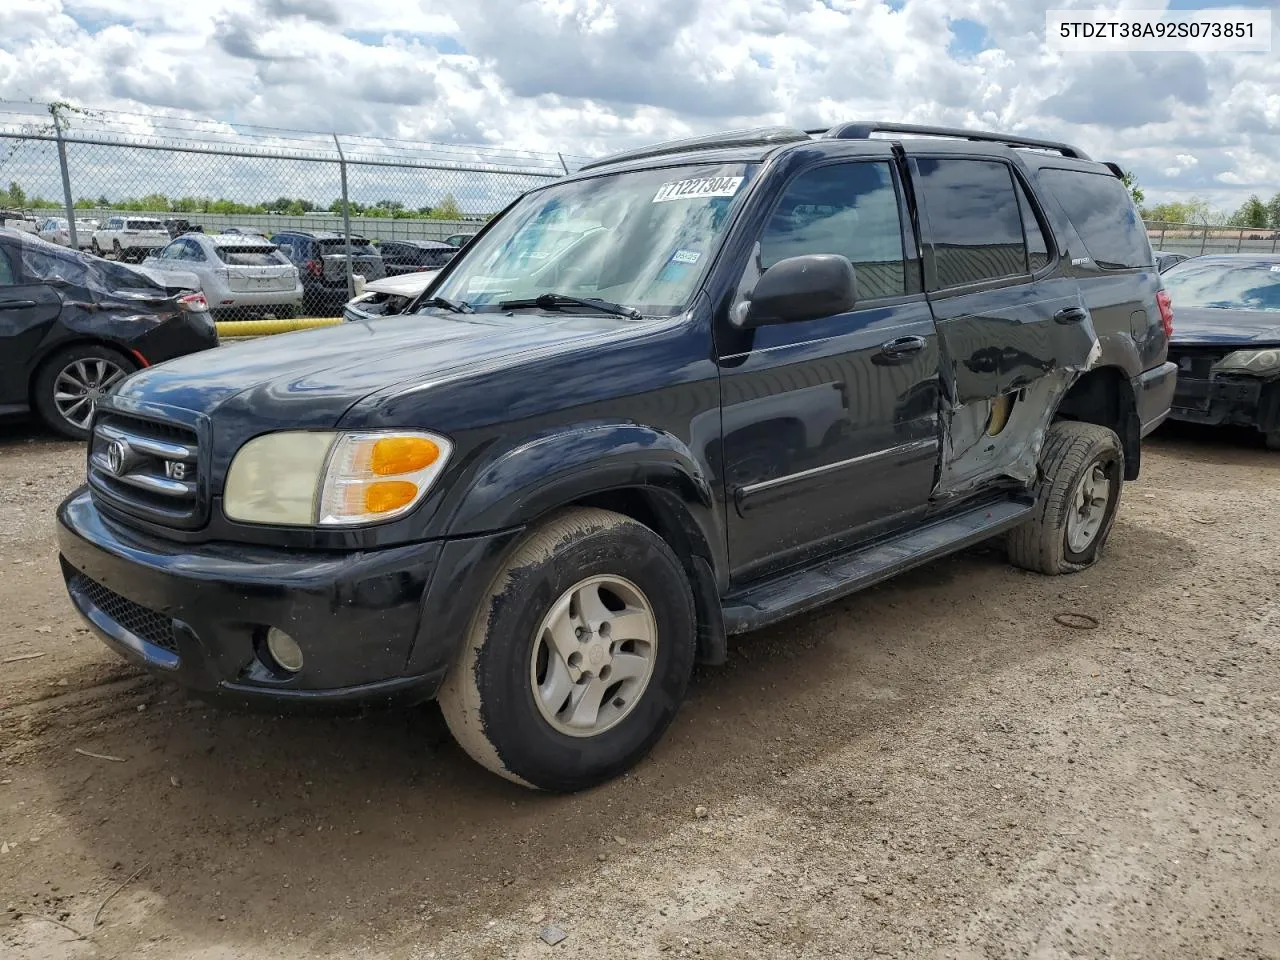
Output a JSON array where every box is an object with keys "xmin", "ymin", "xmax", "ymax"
[
  {"xmin": 37, "ymin": 216, "xmax": 99, "ymax": 250},
  {"xmin": 143, "ymin": 233, "xmax": 303, "ymax": 319}
]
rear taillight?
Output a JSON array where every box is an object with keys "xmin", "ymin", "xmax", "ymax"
[
  {"xmin": 1156, "ymin": 290, "xmax": 1174, "ymax": 338},
  {"xmin": 179, "ymin": 292, "xmax": 209, "ymax": 313},
  {"xmin": 305, "ymin": 259, "xmax": 323, "ymax": 278}
]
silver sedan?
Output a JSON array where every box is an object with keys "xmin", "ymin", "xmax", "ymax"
[{"xmin": 143, "ymin": 234, "xmax": 303, "ymax": 319}]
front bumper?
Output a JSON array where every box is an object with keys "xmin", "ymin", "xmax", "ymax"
[
  {"xmin": 56, "ymin": 487, "xmax": 516, "ymax": 709},
  {"xmin": 1168, "ymin": 374, "xmax": 1280, "ymax": 433}
]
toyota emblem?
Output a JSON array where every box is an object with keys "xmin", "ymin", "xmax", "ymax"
[{"xmin": 105, "ymin": 439, "xmax": 129, "ymax": 475}]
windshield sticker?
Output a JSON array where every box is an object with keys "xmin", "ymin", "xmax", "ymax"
[
  {"xmin": 670, "ymin": 249, "xmax": 701, "ymax": 265},
  {"xmin": 653, "ymin": 176, "xmax": 744, "ymax": 204},
  {"xmin": 1271, "ymin": 265, "xmax": 1280, "ymax": 272}
]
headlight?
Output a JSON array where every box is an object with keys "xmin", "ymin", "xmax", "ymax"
[
  {"xmin": 1213, "ymin": 349, "xmax": 1280, "ymax": 375},
  {"xmin": 223, "ymin": 430, "xmax": 452, "ymax": 526}
]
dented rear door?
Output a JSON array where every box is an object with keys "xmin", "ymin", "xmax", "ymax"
[{"xmin": 906, "ymin": 151, "xmax": 1099, "ymax": 494}]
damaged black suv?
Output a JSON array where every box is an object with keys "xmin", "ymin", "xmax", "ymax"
[{"xmin": 56, "ymin": 122, "xmax": 1176, "ymax": 791}]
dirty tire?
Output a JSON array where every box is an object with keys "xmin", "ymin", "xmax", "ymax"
[
  {"xmin": 1007, "ymin": 421, "xmax": 1124, "ymax": 575},
  {"xmin": 1266, "ymin": 430, "xmax": 1280, "ymax": 452},
  {"xmin": 437, "ymin": 508, "xmax": 696, "ymax": 792},
  {"xmin": 32, "ymin": 344, "xmax": 136, "ymax": 440}
]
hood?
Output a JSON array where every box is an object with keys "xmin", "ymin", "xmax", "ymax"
[
  {"xmin": 1171, "ymin": 307, "xmax": 1280, "ymax": 346},
  {"xmin": 361, "ymin": 270, "xmax": 438, "ymax": 298},
  {"xmin": 110, "ymin": 309, "xmax": 634, "ymax": 429}
]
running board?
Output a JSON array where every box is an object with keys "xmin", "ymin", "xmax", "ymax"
[{"xmin": 722, "ymin": 496, "xmax": 1034, "ymax": 634}]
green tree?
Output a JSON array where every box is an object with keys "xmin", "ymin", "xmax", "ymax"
[
  {"xmin": 431, "ymin": 193, "xmax": 462, "ymax": 220},
  {"xmin": 1266, "ymin": 192, "xmax": 1280, "ymax": 230},
  {"xmin": 1228, "ymin": 195, "xmax": 1269, "ymax": 229},
  {"xmin": 95, "ymin": 194, "xmax": 109, "ymax": 207},
  {"xmin": 6, "ymin": 181, "xmax": 25, "ymax": 207},
  {"xmin": 1121, "ymin": 171, "xmax": 1144, "ymax": 208}
]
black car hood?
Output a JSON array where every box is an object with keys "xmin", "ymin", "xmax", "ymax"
[
  {"xmin": 1171, "ymin": 307, "xmax": 1280, "ymax": 346},
  {"xmin": 111, "ymin": 310, "xmax": 634, "ymax": 429}
]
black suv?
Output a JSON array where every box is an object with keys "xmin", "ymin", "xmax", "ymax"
[
  {"xmin": 378, "ymin": 239, "xmax": 458, "ymax": 275},
  {"xmin": 56, "ymin": 122, "xmax": 1176, "ymax": 792},
  {"xmin": 269, "ymin": 230, "xmax": 386, "ymax": 315}
]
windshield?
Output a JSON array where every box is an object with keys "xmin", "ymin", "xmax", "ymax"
[
  {"xmin": 1163, "ymin": 260, "xmax": 1280, "ymax": 312},
  {"xmin": 216, "ymin": 245, "xmax": 288, "ymax": 266},
  {"xmin": 433, "ymin": 163, "xmax": 758, "ymax": 316}
]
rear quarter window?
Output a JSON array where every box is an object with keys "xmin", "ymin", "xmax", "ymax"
[{"xmin": 1039, "ymin": 169, "xmax": 1152, "ymax": 270}]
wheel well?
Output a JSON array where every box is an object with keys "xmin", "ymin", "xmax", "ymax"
[
  {"xmin": 1053, "ymin": 367, "xmax": 1140, "ymax": 480},
  {"xmin": 569, "ymin": 487, "xmax": 727, "ymax": 666}
]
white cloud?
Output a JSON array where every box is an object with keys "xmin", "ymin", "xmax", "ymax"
[{"xmin": 0, "ymin": 0, "xmax": 1274, "ymax": 215}]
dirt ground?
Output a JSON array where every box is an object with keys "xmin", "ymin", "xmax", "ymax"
[{"xmin": 1, "ymin": 418, "xmax": 1277, "ymax": 960}]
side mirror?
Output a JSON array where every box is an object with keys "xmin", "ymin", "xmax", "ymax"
[{"xmin": 737, "ymin": 254, "xmax": 857, "ymax": 329}]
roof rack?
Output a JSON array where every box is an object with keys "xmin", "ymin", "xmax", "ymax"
[
  {"xmin": 578, "ymin": 126, "xmax": 811, "ymax": 172},
  {"xmin": 806, "ymin": 121, "xmax": 1092, "ymax": 161}
]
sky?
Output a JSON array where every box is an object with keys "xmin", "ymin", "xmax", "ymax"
[{"xmin": 0, "ymin": 0, "xmax": 1277, "ymax": 213}]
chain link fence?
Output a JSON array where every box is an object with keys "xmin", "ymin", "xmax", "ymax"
[{"xmin": 1, "ymin": 102, "xmax": 587, "ymax": 319}]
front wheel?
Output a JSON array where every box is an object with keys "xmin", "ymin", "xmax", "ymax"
[
  {"xmin": 111, "ymin": 239, "xmax": 122, "ymax": 260},
  {"xmin": 90, "ymin": 239, "xmax": 102, "ymax": 257},
  {"xmin": 438, "ymin": 508, "xmax": 696, "ymax": 792},
  {"xmin": 1007, "ymin": 421, "xmax": 1124, "ymax": 574}
]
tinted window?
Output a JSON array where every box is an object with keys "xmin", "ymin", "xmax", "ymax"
[
  {"xmin": 127, "ymin": 219, "xmax": 163, "ymax": 230},
  {"xmin": 760, "ymin": 162, "xmax": 906, "ymax": 300},
  {"xmin": 1015, "ymin": 178, "xmax": 1051, "ymax": 272},
  {"xmin": 915, "ymin": 158, "xmax": 1026, "ymax": 289},
  {"xmin": 1039, "ymin": 168, "xmax": 1151, "ymax": 270},
  {"xmin": 1162, "ymin": 260, "xmax": 1280, "ymax": 312},
  {"xmin": 0, "ymin": 247, "xmax": 14, "ymax": 285}
]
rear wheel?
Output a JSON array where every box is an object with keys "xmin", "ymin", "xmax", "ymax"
[
  {"xmin": 111, "ymin": 239, "xmax": 122, "ymax": 260},
  {"xmin": 1007, "ymin": 421, "xmax": 1124, "ymax": 574},
  {"xmin": 438, "ymin": 508, "xmax": 696, "ymax": 792},
  {"xmin": 33, "ymin": 345, "xmax": 136, "ymax": 440},
  {"xmin": 90, "ymin": 239, "xmax": 102, "ymax": 257},
  {"xmin": 1265, "ymin": 429, "xmax": 1280, "ymax": 451}
]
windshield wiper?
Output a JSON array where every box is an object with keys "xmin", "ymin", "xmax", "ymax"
[
  {"xmin": 418, "ymin": 295, "xmax": 472, "ymax": 314},
  {"xmin": 498, "ymin": 292, "xmax": 642, "ymax": 320}
]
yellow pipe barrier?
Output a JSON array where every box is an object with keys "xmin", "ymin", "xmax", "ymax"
[{"xmin": 215, "ymin": 317, "xmax": 343, "ymax": 338}]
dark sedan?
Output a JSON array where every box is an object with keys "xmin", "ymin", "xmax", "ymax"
[
  {"xmin": 377, "ymin": 239, "xmax": 457, "ymax": 275},
  {"xmin": 1163, "ymin": 254, "xmax": 1280, "ymax": 449},
  {"xmin": 0, "ymin": 229, "xmax": 218, "ymax": 438}
]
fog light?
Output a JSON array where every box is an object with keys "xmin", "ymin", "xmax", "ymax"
[{"xmin": 266, "ymin": 627, "xmax": 304, "ymax": 673}]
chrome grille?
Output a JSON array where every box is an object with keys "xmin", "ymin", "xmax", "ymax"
[{"xmin": 88, "ymin": 413, "xmax": 203, "ymax": 528}]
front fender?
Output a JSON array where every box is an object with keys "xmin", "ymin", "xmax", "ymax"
[{"xmin": 444, "ymin": 421, "xmax": 725, "ymax": 571}]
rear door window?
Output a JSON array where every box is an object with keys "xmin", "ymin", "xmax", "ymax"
[
  {"xmin": 913, "ymin": 158, "xmax": 1027, "ymax": 289},
  {"xmin": 1039, "ymin": 168, "xmax": 1151, "ymax": 269}
]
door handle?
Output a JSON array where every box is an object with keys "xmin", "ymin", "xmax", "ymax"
[
  {"xmin": 880, "ymin": 335, "xmax": 927, "ymax": 359},
  {"xmin": 1054, "ymin": 306, "xmax": 1089, "ymax": 324},
  {"xmin": 0, "ymin": 300, "xmax": 36, "ymax": 310}
]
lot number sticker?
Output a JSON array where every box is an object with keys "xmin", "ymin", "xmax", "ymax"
[{"xmin": 653, "ymin": 176, "xmax": 744, "ymax": 203}]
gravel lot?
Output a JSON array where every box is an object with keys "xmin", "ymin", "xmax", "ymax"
[{"xmin": 1, "ymin": 418, "xmax": 1277, "ymax": 960}]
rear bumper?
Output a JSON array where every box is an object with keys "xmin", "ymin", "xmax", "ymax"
[
  {"xmin": 208, "ymin": 286, "xmax": 304, "ymax": 309},
  {"xmin": 1133, "ymin": 361, "xmax": 1178, "ymax": 437},
  {"xmin": 1169, "ymin": 374, "xmax": 1280, "ymax": 433}
]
